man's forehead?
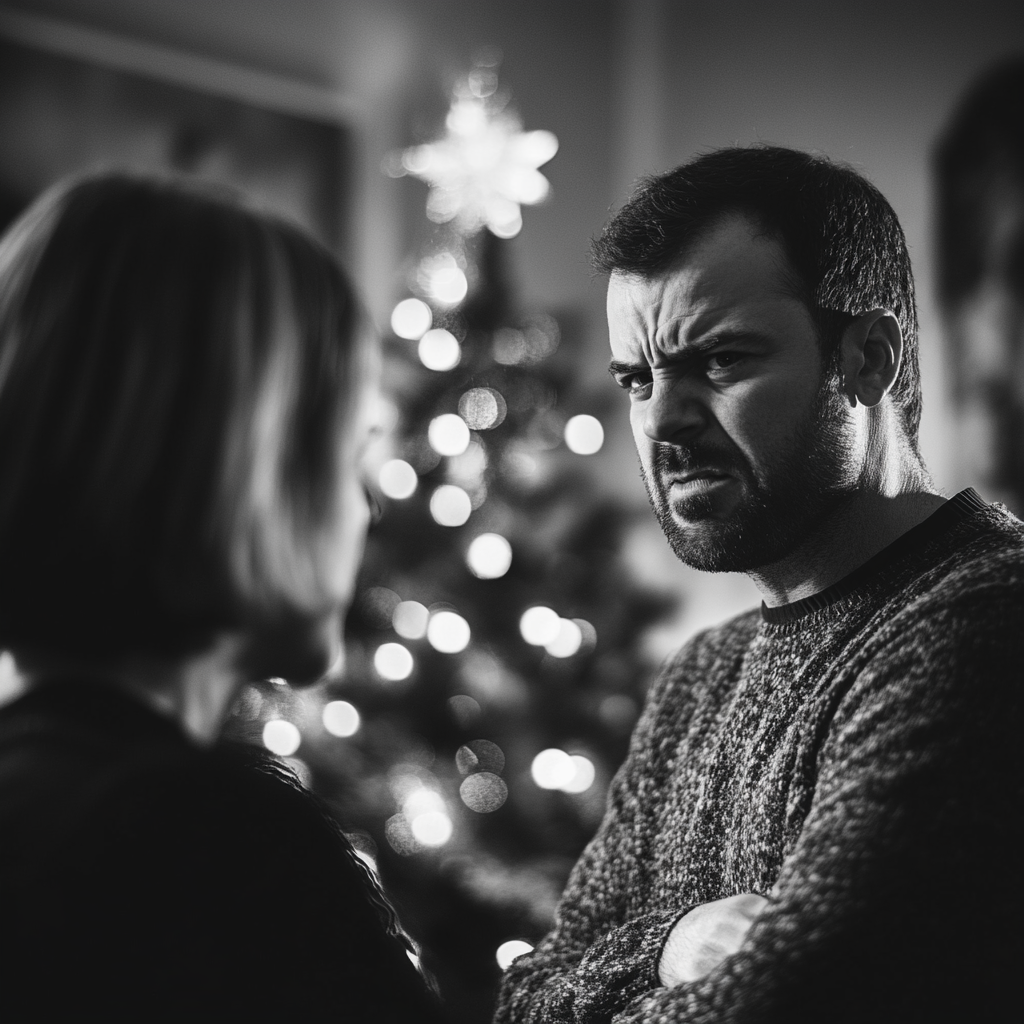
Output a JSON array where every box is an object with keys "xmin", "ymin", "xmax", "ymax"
[{"xmin": 606, "ymin": 219, "xmax": 800, "ymax": 346}]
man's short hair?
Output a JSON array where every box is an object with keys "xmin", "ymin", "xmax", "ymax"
[
  {"xmin": 591, "ymin": 145, "xmax": 921, "ymax": 443},
  {"xmin": 934, "ymin": 55, "xmax": 1024, "ymax": 309},
  {"xmin": 0, "ymin": 172, "xmax": 370, "ymax": 679}
]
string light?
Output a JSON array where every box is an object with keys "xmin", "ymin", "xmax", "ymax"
[
  {"xmin": 564, "ymin": 414, "xmax": 604, "ymax": 455},
  {"xmin": 428, "ymin": 414, "xmax": 471, "ymax": 456},
  {"xmin": 419, "ymin": 253, "xmax": 469, "ymax": 305},
  {"xmin": 391, "ymin": 298, "xmax": 432, "ymax": 339},
  {"xmin": 561, "ymin": 754, "xmax": 596, "ymax": 794},
  {"xmin": 460, "ymin": 772, "xmax": 508, "ymax": 812},
  {"xmin": 374, "ymin": 642, "xmax": 414, "ymax": 681},
  {"xmin": 467, "ymin": 533, "xmax": 513, "ymax": 578},
  {"xmin": 519, "ymin": 606, "xmax": 561, "ymax": 646},
  {"xmin": 545, "ymin": 618, "xmax": 583, "ymax": 658},
  {"xmin": 531, "ymin": 748, "xmax": 575, "ymax": 789},
  {"xmin": 430, "ymin": 484, "xmax": 472, "ymax": 527},
  {"xmin": 530, "ymin": 748, "xmax": 595, "ymax": 793},
  {"xmin": 378, "ymin": 459, "xmax": 418, "ymax": 499},
  {"xmin": 427, "ymin": 610, "xmax": 471, "ymax": 653},
  {"xmin": 448, "ymin": 694, "xmax": 482, "ymax": 726},
  {"xmin": 410, "ymin": 810, "xmax": 453, "ymax": 847},
  {"xmin": 459, "ymin": 388, "xmax": 507, "ymax": 430},
  {"xmin": 419, "ymin": 328, "xmax": 461, "ymax": 371},
  {"xmin": 322, "ymin": 700, "xmax": 360, "ymax": 738},
  {"xmin": 393, "ymin": 600, "xmax": 429, "ymax": 639},
  {"xmin": 263, "ymin": 719, "xmax": 301, "ymax": 757}
]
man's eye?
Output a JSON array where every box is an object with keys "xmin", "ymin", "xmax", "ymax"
[
  {"xmin": 617, "ymin": 373, "xmax": 653, "ymax": 396},
  {"xmin": 707, "ymin": 352, "xmax": 741, "ymax": 371}
]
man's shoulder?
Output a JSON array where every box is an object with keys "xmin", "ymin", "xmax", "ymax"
[{"xmin": 913, "ymin": 501, "xmax": 1024, "ymax": 611}]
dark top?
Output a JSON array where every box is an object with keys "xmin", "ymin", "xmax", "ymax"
[
  {"xmin": 0, "ymin": 679, "xmax": 444, "ymax": 1022},
  {"xmin": 495, "ymin": 490, "xmax": 1024, "ymax": 1024}
]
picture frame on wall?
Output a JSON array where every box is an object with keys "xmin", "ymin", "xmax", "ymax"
[{"xmin": 0, "ymin": 9, "xmax": 353, "ymax": 255}]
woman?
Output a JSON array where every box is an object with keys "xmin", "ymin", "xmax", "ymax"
[{"xmin": 0, "ymin": 172, "xmax": 442, "ymax": 1021}]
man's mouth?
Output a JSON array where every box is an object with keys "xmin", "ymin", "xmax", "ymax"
[
  {"xmin": 664, "ymin": 469, "xmax": 737, "ymax": 502},
  {"xmin": 667, "ymin": 468, "xmax": 733, "ymax": 488}
]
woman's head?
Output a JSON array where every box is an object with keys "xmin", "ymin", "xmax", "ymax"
[{"xmin": 0, "ymin": 171, "xmax": 375, "ymax": 682}]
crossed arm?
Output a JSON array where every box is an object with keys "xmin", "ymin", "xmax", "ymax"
[{"xmin": 494, "ymin": 597, "xmax": 1022, "ymax": 1024}]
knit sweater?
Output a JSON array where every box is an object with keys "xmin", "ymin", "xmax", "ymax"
[{"xmin": 494, "ymin": 489, "xmax": 1024, "ymax": 1024}]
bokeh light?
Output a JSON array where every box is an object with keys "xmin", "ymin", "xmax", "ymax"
[
  {"xmin": 564, "ymin": 414, "xmax": 604, "ymax": 455},
  {"xmin": 460, "ymin": 772, "xmax": 508, "ymax": 812},
  {"xmin": 393, "ymin": 600, "xmax": 429, "ymax": 639},
  {"xmin": 322, "ymin": 700, "xmax": 360, "ymax": 738},
  {"xmin": 419, "ymin": 253, "xmax": 469, "ymax": 305},
  {"xmin": 562, "ymin": 754, "xmax": 596, "ymax": 794},
  {"xmin": 390, "ymin": 297, "xmax": 432, "ymax": 340},
  {"xmin": 448, "ymin": 694, "xmax": 482, "ymax": 726},
  {"xmin": 456, "ymin": 739, "xmax": 505, "ymax": 775},
  {"xmin": 427, "ymin": 610, "xmax": 471, "ymax": 653},
  {"xmin": 374, "ymin": 642, "xmax": 414, "ymax": 681},
  {"xmin": 467, "ymin": 533, "xmax": 513, "ymax": 579},
  {"xmin": 459, "ymin": 387, "xmax": 507, "ymax": 430},
  {"xmin": 403, "ymin": 786, "xmax": 445, "ymax": 817},
  {"xmin": 531, "ymin": 747, "xmax": 575, "ymax": 790},
  {"xmin": 262, "ymin": 719, "xmax": 301, "ymax": 757},
  {"xmin": 419, "ymin": 328, "xmax": 461, "ymax": 371},
  {"xmin": 384, "ymin": 813, "xmax": 418, "ymax": 856},
  {"xmin": 492, "ymin": 316, "xmax": 559, "ymax": 365},
  {"xmin": 496, "ymin": 940, "xmax": 534, "ymax": 970},
  {"xmin": 530, "ymin": 748, "xmax": 595, "ymax": 793},
  {"xmin": 520, "ymin": 606, "xmax": 561, "ymax": 646},
  {"xmin": 430, "ymin": 485, "xmax": 472, "ymax": 527},
  {"xmin": 410, "ymin": 809, "xmax": 453, "ymax": 847},
  {"xmin": 545, "ymin": 618, "xmax": 583, "ymax": 658},
  {"xmin": 378, "ymin": 459, "xmax": 418, "ymax": 500},
  {"xmin": 428, "ymin": 413, "xmax": 471, "ymax": 456}
]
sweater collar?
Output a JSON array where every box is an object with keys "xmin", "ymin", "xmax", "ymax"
[{"xmin": 760, "ymin": 488, "xmax": 988, "ymax": 625}]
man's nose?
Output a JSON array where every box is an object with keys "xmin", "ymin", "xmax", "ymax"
[{"xmin": 641, "ymin": 378, "xmax": 707, "ymax": 443}]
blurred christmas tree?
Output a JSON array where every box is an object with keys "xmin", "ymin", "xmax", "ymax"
[{"xmin": 226, "ymin": 59, "xmax": 675, "ymax": 1024}]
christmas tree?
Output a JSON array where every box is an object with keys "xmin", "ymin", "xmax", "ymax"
[{"xmin": 225, "ymin": 59, "xmax": 675, "ymax": 1023}]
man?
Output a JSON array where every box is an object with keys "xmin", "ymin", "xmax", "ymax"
[
  {"xmin": 494, "ymin": 146, "xmax": 1023, "ymax": 1023},
  {"xmin": 935, "ymin": 56, "xmax": 1024, "ymax": 516}
]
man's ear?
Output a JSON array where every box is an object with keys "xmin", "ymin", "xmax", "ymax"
[{"xmin": 839, "ymin": 309, "xmax": 903, "ymax": 409}]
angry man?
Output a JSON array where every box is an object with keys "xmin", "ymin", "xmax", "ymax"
[{"xmin": 494, "ymin": 146, "xmax": 1023, "ymax": 1024}]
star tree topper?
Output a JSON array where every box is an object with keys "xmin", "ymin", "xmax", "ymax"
[{"xmin": 395, "ymin": 69, "xmax": 558, "ymax": 239}]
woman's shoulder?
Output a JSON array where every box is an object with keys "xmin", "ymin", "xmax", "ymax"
[{"xmin": 0, "ymin": 682, "xmax": 445, "ymax": 1022}]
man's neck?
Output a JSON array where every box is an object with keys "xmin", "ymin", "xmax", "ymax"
[{"xmin": 750, "ymin": 487, "xmax": 949, "ymax": 608}]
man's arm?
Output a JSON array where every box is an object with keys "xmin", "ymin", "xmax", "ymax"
[
  {"xmin": 604, "ymin": 591, "xmax": 1023, "ymax": 1024},
  {"xmin": 494, "ymin": 638, "xmax": 726, "ymax": 1024}
]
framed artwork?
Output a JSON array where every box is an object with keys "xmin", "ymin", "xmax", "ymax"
[{"xmin": 0, "ymin": 9, "xmax": 352, "ymax": 255}]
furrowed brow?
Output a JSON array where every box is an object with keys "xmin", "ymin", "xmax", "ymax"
[{"xmin": 608, "ymin": 359, "xmax": 647, "ymax": 378}]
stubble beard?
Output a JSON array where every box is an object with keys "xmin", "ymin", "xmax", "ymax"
[{"xmin": 641, "ymin": 378, "xmax": 856, "ymax": 573}]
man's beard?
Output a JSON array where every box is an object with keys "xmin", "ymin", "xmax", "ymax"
[{"xmin": 641, "ymin": 377, "xmax": 856, "ymax": 573}]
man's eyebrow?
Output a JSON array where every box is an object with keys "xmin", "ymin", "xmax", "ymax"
[
  {"xmin": 608, "ymin": 359, "xmax": 645, "ymax": 377},
  {"xmin": 608, "ymin": 331, "xmax": 772, "ymax": 378}
]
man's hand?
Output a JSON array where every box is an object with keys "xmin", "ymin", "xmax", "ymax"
[{"xmin": 658, "ymin": 893, "xmax": 769, "ymax": 986}]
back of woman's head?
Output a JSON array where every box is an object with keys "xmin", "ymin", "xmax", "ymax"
[{"xmin": 0, "ymin": 171, "xmax": 371, "ymax": 680}]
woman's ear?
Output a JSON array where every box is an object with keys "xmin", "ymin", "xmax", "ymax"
[{"xmin": 840, "ymin": 309, "xmax": 903, "ymax": 409}]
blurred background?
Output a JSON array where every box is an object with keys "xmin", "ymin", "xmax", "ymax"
[{"xmin": 0, "ymin": 1, "xmax": 1021, "ymax": 1020}]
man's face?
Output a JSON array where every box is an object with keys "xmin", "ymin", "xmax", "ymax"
[{"xmin": 606, "ymin": 214, "xmax": 856, "ymax": 573}]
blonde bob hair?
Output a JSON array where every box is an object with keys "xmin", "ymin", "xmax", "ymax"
[{"xmin": 0, "ymin": 172, "xmax": 372, "ymax": 681}]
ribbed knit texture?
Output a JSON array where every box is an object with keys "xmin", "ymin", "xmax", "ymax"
[{"xmin": 495, "ymin": 491, "xmax": 1024, "ymax": 1024}]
